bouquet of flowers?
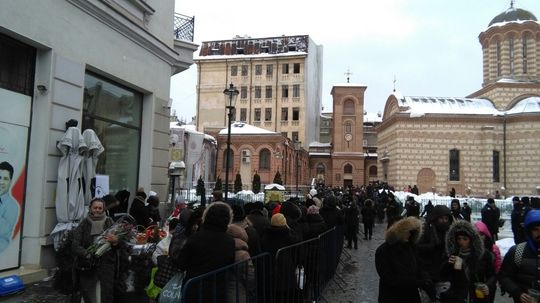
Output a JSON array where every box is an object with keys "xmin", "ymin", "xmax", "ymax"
[{"xmin": 87, "ymin": 216, "xmax": 137, "ymax": 257}]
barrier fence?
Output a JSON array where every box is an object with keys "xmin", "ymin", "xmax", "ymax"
[{"xmin": 180, "ymin": 226, "xmax": 345, "ymax": 303}]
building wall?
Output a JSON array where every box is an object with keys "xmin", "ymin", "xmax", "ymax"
[{"xmin": 0, "ymin": 0, "xmax": 196, "ymax": 270}]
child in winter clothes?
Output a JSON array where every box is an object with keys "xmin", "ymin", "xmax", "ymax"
[{"xmin": 441, "ymin": 220, "xmax": 497, "ymax": 303}]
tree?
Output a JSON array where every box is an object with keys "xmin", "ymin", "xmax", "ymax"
[
  {"xmin": 273, "ymin": 171, "xmax": 283, "ymax": 185},
  {"xmin": 197, "ymin": 176, "xmax": 206, "ymax": 207},
  {"xmin": 252, "ymin": 173, "xmax": 261, "ymax": 194},
  {"xmin": 234, "ymin": 173, "xmax": 243, "ymax": 193},
  {"xmin": 215, "ymin": 176, "xmax": 223, "ymax": 190}
]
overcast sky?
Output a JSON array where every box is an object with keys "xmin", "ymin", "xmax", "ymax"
[{"xmin": 170, "ymin": 0, "xmax": 538, "ymax": 122}]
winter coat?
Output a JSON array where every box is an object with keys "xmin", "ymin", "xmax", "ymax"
[
  {"xmin": 481, "ymin": 204, "xmax": 500, "ymax": 237},
  {"xmin": 129, "ymin": 197, "xmax": 151, "ymax": 227},
  {"xmin": 474, "ymin": 221, "xmax": 502, "ymax": 273},
  {"xmin": 417, "ymin": 205, "xmax": 453, "ymax": 282},
  {"xmin": 499, "ymin": 210, "xmax": 540, "ymax": 303},
  {"xmin": 304, "ymin": 214, "xmax": 327, "ymax": 240},
  {"xmin": 361, "ymin": 206, "xmax": 376, "ymax": 225},
  {"xmin": 281, "ymin": 201, "xmax": 305, "ymax": 242},
  {"xmin": 440, "ymin": 220, "xmax": 497, "ymax": 303},
  {"xmin": 375, "ymin": 217, "xmax": 427, "ymax": 303},
  {"xmin": 227, "ymin": 224, "xmax": 251, "ymax": 262},
  {"xmin": 343, "ymin": 205, "xmax": 360, "ymax": 235},
  {"xmin": 247, "ymin": 210, "xmax": 270, "ymax": 239},
  {"xmin": 261, "ymin": 226, "xmax": 299, "ymax": 292},
  {"xmin": 319, "ymin": 198, "xmax": 343, "ymax": 230}
]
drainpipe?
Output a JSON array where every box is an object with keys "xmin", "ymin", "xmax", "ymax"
[{"xmin": 503, "ymin": 113, "xmax": 507, "ymax": 190}]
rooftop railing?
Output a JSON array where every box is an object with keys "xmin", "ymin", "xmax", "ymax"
[{"xmin": 174, "ymin": 13, "xmax": 194, "ymax": 42}]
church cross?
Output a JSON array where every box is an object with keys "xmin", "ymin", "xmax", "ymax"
[{"xmin": 344, "ymin": 68, "xmax": 353, "ymax": 83}]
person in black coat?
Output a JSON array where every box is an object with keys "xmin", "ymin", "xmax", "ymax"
[
  {"xmin": 375, "ymin": 216, "xmax": 433, "ymax": 303},
  {"xmin": 280, "ymin": 201, "xmax": 305, "ymax": 242},
  {"xmin": 261, "ymin": 213, "xmax": 300, "ymax": 302},
  {"xmin": 304, "ymin": 205, "xmax": 327, "ymax": 240},
  {"xmin": 417, "ymin": 205, "xmax": 453, "ymax": 286},
  {"xmin": 246, "ymin": 204, "xmax": 270, "ymax": 239},
  {"xmin": 361, "ymin": 199, "xmax": 376, "ymax": 240},
  {"xmin": 146, "ymin": 195, "xmax": 161, "ymax": 226},
  {"xmin": 481, "ymin": 198, "xmax": 501, "ymax": 241},
  {"xmin": 343, "ymin": 200, "xmax": 360, "ymax": 249},
  {"xmin": 319, "ymin": 195, "xmax": 343, "ymax": 231},
  {"xmin": 129, "ymin": 189, "xmax": 151, "ymax": 228},
  {"xmin": 177, "ymin": 202, "xmax": 236, "ymax": 303}
]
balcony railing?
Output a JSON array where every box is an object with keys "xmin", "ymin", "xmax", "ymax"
[{"xmin": 174, "ymin": 13, "xmax": 194, "ymax": 42}]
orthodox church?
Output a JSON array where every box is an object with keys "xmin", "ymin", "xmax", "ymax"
[{"xmin": 377, "ymin": 4, "xmax": 540, "ymax": 197}]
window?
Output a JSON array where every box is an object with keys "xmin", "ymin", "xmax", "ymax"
[
  {"xmin": 345, "ymin": 121, "xmax": 352, "ymax": 133},
  {"xmin": 265, "ymin": 108, "xmax": 272, "ymax": 121},
  {"xmin": 292, "ymin": 107, "xmax": 299, "ymax": 121},
  {"xmin": 292, "ymin": 131, "xmax": 299, "ymax": 142},
  {"xmin": 293, "ymin": 63, "xmax": 300, "ymax": 74},
  {"xmin": 240, "ymin": 86, "xmax": 248, "ymax": 99},
  {"xmin": 293, "ymin": 84, "xmax": 300, "ymax": 97},
  {"xmin": 83, "ymin": 72, "xmax": 142, "ymax": 193},
  {"xmin": 254, "ymin": 108, "xmax": 261, "ymax": 121},
  {"xmin": 255, "ymin": 64, "xmax": 262, "ymax": 75},
  {"xmin": 344, "ymin": 164, "xmax": 353, "ymax": 174},
  {"xmin": 523, "ymin": 36, "xmax": 528, "ymax": 74},
  {"xmin": 223, "ymin": 149, "xmax": 234, "ymax": 169},
  {"xmin": 281, "ymin": 107, "xmax": 288, "ymax": 121},
  {"xmin": 496, "ymin": 40, "xmax": 501, "ymax": 77},
  {"xmin": 369, "ymin": 166, "xmax": 377, "ymax": 177},
  {"xmin": 317, "ymin": 163, "xmax": 325, "ymax": 174},
  {"xmin": 231, "ymin": 65, "xmax": 238, "ymax": 76},
  {"xmin": 241, "ymin": 65, "xmax": 248, "ymax": 76},
  {"xmin": 282, "ymin": 63, "xmax": 289, "ymax": 74},
  {"xmin": 259, "ymin": 149, "xmax": 271, "ymax": 170},
  {"xmin": 449, "ymin": 149, "xmax": 460, "ymax": 181},
  {"xmin": 240, "ymin": 108, "xmax": 247, "ymax": 122},
  {"xmin": 282, "ymin": 85, "xmax": 289, "ymax": 98},
  {"xmin": 281, "ymin": 132, "xmax": 288, "ymax": 138},
  {"xmin": 0, "ymin": 34, "xmax": 36, "ymax": 96},
  {"xmin": 509, "ymin": 38, "xmax": 514, "ymax": 74},
  {"xmin": 266, "ymin": 64, "xmax": 273, "ymax": 76},
  {"xmin": 255, "ymin": 86, "xmax": 261, "ymax": 98},
  {"xmin": 343, "ymin": 100, "xmax": 355, "ymax": 115},
  {"xmin": 265, "ymin": 86, "xmax": 272, "ymax": 98},
  {"xmin": 493, "ymin": 150, "xmax": 500, "ymax": 182}
]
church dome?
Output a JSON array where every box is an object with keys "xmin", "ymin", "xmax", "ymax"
[{"xmin": 489, "ymin": 7, "xmax": 537, "ymax": 26}]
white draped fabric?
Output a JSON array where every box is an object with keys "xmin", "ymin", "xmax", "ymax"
[{"xmin": 82, "ymin": 129, "xmax": 104, "ymax": 204}]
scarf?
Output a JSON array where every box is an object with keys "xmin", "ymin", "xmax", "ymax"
[{"xmin": 88, "ymin": 213, "xmax": 107, "ymax": 236}]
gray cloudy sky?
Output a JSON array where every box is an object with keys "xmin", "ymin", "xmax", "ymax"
[{"xmin": 170, "ymin": 0, "xmax": 538, "ymax": 122}]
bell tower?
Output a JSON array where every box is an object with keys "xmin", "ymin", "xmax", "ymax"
[{"xmin": 330, "ymin": 84, "xmax": 366, "ymax": 188}]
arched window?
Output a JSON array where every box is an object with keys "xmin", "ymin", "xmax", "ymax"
[
  {"xmin": 317, "ymin": 163, "xmax": 325, "ymax": 174},
  {"xmin": 343, "ymin": 100, "xmax": 355, "ymax": 115},
  {"xmin": 344, "ymin": 164, "xmax": 353, "ymax": 174},
  {"xmin": 449, "ymin": 149, "xmax": 460, "ymax": 181},
  {"xmin": 259, "ymin": 148, "xmax": 271, "ymax": 170},
  {"xmin": 369, "ymin": 165, "xmax": 377, "ymax": 176},
  {"xmin": 223, "ymin": 148, "xmax": 234, "ymax": 169}
]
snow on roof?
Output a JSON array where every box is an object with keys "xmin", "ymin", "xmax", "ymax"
[
  {"xmin": 394, "ymin": 95, "xmax": 500, "ymax": 117},
  {"xmin": 170, "ymin": 122, "xmax": 216, "ymax": 141},
  {"xmin": 195, "ymin": 51, "xmax": 308, "ymax": 61},
  {"xmin": 364, "ymin": 112, "xmax": 382, "ymax": 123},
  {"xmin": 506, "ymin": 96, "xmax": 540, "ymax": 114},
  {"xmin": 218, "ymin": 122, "xmax": 277, "ymax": 135},
  {"xmin": 332, "ymin": 83, "xmax": 367, "ymax": 87},
  {"xmin": 488, "ymin": 19, "xmax": 539, "ymax": 29},
  {"xmin": 309, "ymin": 152, "xmax": 331, "ymax": 156},
  {"xmin": 309, "ymin": 141, "xmax": 331, "ymax": 147}
]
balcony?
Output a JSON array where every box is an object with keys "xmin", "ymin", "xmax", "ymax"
[{"xmin": 174, "ymin": 13, "xmax": 194, "ymax": 42}]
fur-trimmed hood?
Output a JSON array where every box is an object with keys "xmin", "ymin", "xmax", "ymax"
[
  {"xmin": 445, "ymin": 220, "xmax": 484, "ymax": 259},
  {"xmin": 385, "ymin": 216, "xmax": 423, "ymax": 244}
]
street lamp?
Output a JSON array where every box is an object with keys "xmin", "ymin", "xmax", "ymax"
[
  {"xmin": 294, "ymin": 140, "xmax": 301, "ymax": 197},
  {"xmin": 223, "ymin": 83, "xmax": 238, "ymax": 203}
]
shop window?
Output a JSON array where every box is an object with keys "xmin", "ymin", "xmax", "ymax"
[{"xmin": 82, "ymin": 72, "xmax": 142, "ymax": 193}]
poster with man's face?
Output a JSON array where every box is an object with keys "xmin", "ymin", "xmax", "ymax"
[{"xmin": 0, "ymin": 88, "xmax": 30, "ymax": 271}]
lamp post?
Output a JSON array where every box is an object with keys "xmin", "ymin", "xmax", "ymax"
[
  {"xmin": 294, "ymin": 140, "xmax": 301, "ymax": 197},
  {"xmin": 223, "ymin": 83, "xmax": 238, "ymax": 203}
]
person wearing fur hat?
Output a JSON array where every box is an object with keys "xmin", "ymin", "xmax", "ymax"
[
  {"xmin": 440, "ymin": 220, "xmax": 497, "ymax": 303},
  {"xmin": 280, "ymin": 201, "xmax": 306, "ymax": 242},
  {"xmin": 375, "ymin": 216, "xmax": 433, "ymax": 303},
  {"xmin": 499, "ymin": 209, "xmax": 540, "ymax": 303},
  {"xmin": 319, "ymin": 195, "xmax": 344, "ymax": 231},
  {"xmin": 177, "ymin": 202, "xmax": 235, "ymax": 303},
  {"xmin": 417, "ymin": 205, "xmax": 453, "ymax": 286}
]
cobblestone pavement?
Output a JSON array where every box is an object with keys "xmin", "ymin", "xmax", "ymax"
[{"xmin": 322, "ymin": 222, "xmax": 513, "ymax": 303}]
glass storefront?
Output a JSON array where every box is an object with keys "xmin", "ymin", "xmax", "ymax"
[{"xmin": 82, "ymin": 72, "xmax": 142, "ymax": 194}]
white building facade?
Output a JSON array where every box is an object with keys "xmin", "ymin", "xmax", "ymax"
[{"xmin": 0, "ymin": 0, "xmax": 197, "ymax": 276}]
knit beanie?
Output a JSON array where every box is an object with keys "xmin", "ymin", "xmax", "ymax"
[{"xmin": 271, "ymin": 213, "xmax": 288, "ymax": 228}]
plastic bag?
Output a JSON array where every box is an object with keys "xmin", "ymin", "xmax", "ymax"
[
  {"xmin": 145, "ymin": 267, "xmax": 162, "ymax": 299},
  {"xmin": 295, "ymin": 265, "xmax": 305, "ymax": 290},
  {"xmin": 158, "ymin": 271, "xmax": 186, "ymax": 303}
]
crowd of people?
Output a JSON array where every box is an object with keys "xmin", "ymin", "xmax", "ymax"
[{"xmin": 56, "ymin": 182, "xmax": 540, "ymax": 303}]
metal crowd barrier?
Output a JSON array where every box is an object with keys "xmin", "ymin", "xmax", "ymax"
[{"xmin": 180, "ymin": 226, "xmax": 345, "ymax": 303}]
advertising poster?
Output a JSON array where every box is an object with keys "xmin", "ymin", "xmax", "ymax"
[{"xmin": 0, "ymin": 88, "xmax": 31, "ymax": 271}]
